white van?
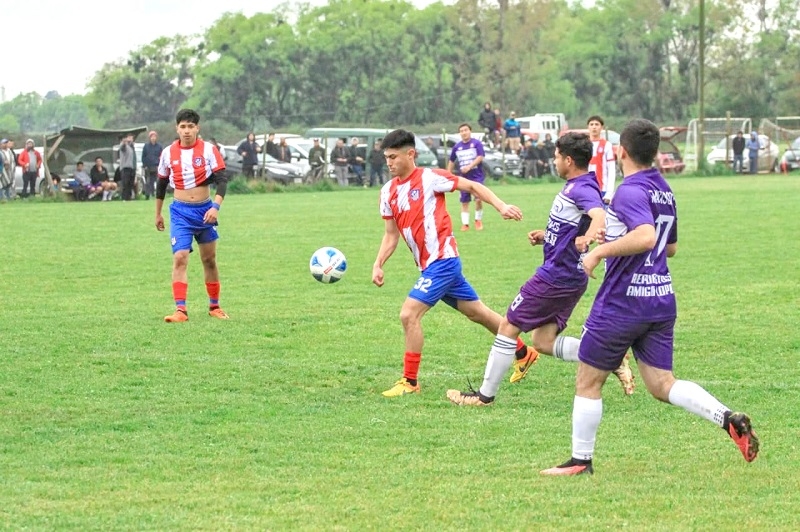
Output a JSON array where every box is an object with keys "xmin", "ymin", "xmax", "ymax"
[{"xmin": 516, "ymin": 113, "xmax": 568, "ymax": 139}]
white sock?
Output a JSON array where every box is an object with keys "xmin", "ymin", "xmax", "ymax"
[
  {"xmin": 553, "ymin": 335, "xmax": 580, "ymax": 362},
  {"xmin": 479, "ymin": 334, "xmax": 517, "ymax": 398},
  {"xmin": 572, "ymin": 396, "xmax": 603, "ymax": 461},
  {"xmin": 103, "ymin": 191, "xmax": 109, "ymax": 200},
  {"xmin": 475, "ymin": 209, "xmax": 483, "ymax": 221},
  {"xmin": 668, "ymin": 380, "xmax": 729, "ymax": 427},
  {"xmin": 461, "ymin": 212, "xmax": 470, "ymax": 226}
]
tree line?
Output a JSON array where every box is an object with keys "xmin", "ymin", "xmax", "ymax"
[{"xmin": 0, "ymin": 0, "xmax": 797, "ymax": 139}]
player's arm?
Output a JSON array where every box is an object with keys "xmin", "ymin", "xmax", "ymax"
[
  {"xmin": 583, "ymin": 223, "xmax": 656, "ymax": 278},
  {"xmin": 155, "ymin": 177, "xmax": 169, "ymax": 231},
  {"xmin": 575, "ymin": 207, "xmax": 606, "ymax": 252},
  {"xmin": 455, "ymin": 177, "xmax": 522, "ymax": 221},
  {"xmin": 462, "ymin": 155, "xmax": 484, "ymax": 174},
  {"xmin": 667, "ymin": 242, "xmax": 677, "ymax": 257},
  {"xmin": 372, "ymin": 218, "xmax": 401, "ymax": 287},
  {"xmin": 204, "ymin": 147, "xmax": 228, "ymax": 223}
]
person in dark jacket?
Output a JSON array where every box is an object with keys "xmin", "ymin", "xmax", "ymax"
[
  {"xmin": 276, "ymin": 138, "xmax": 292, "ymax": 163},
  {"xmin": 237, "ymin": 133, "xmax": 261, "ymax": 178},
  {"xmin": 478, "ymin": 102, "xmax": 497, "ymax": 147},
  {"xmin": 368, "ymin": 140, "xmax": 385, "ymax": 187},
  {"xmin": 732, "ymin": 131, "xmax": 745, "ymax": 174},
  {"xmin": 141, "ymin": 130, "xmax": 163, "ymax": 200},
  {"xmin": 265, "ymin": 133, "xmax": 280, "ymax": 160},
  {"xmin": 348, "ymin": 137, "xmax": 365, "ymax": 187}
]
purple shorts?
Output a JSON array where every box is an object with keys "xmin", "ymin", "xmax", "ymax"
[
  {"xmin": 578, "ymin": 316, "xmax": 675, "ymax": 371},
  {"xmin": 459, "ymin": 175, "xmax": 485, "ymax": 203},
  {"xmin": 505, "ymin": 275, "xmax": 587, "ymax": 333}
]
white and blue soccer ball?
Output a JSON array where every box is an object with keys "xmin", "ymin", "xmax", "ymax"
[{"xmin": 309, "ymin": 247, "xmax": 347, "ymax": 284}]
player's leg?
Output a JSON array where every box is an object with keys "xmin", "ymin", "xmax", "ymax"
[
  {"xmin": 446, "ymin": 316, "xmax": 524, "ymax": 406},
  {"xmin": 382, "ymin": 296, "xmax": 431, "ymax": 397},
  {"xmin": 195, "ymin": 208, "xmax": 227, "ymax": 319},
  {"xmin": 460, "ymin": 192, "xmax": 471, "ymax": 230},
  {"xmin": 635, "ymin": 321, "xmax": 759, "ymax": 462},
  {"xmin": 541, "ymin": 319, "xmax": 634, "ymax": 476},
  {"xmin": 165, "ymin": 250, "xmax": 190, "ymax": 322},
  {"xmin": 473, "ymin": 178, "xmax": 484, "ymax": 230}
]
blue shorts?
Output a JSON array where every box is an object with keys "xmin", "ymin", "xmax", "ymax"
[
  {"xmin": 169, "ymin": 199, "xmax": 218, "ymax": 254},
  {"xmin": 408, "ymin": 257, "xmax": 479, "ymax": 308}
]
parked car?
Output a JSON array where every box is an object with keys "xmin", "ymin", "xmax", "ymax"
[
  {"xmin": 706, "ymin": 134, "xmax": 779, "ymax": 173},
  {"xmin": 419, "ymin": 133, "xmax": 521, "ymax": 179},
  {"xmin": 779, "ymin": 136, "xmax": 800, "ymax": 173},
  {"xmin": 656, "ymin": 127, "xmax": 687, "ymax": 174},
  {"xmin": 223, "ymin": 146, "xmax": 305, "ymax": 184}
]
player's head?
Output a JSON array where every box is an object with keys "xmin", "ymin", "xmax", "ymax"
[
  {"xmin": 381, "ymin": 129, "xmax": 417, "ymax": 178},
  {"xmin": 175, "ymin": 108, "xmax": 201, "ymax": 145},
  {"xmin": 554, "ymin": 132, "xmax": 592, "ymax": 179},
  {"xmin": 76, "ymin": 161, "xmax": 84, "ymax": 170},
  {"xmin": 587, "ymin": 115, "xmax": 604, "ymax": 138},
  {"xmin": 458, "ymin": 123, "xmax": 472, "ymax": 142},
  {"xmin": 619, "ymin": 118, "xmax": 660, "ymax": 168}
]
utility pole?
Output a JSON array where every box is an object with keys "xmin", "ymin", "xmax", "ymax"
[{"xmin": 697, "ymin": 0, "xmax": 706, "ymax": 171}]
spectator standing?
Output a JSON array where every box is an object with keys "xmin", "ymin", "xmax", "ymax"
[
  {"xmin": 237, "ymin": 132, "xmax": 260, "ymax": 178},
  {"xmin": 118, "ymin": 134, "xmax": 137, "ymax": 201},
  {"xmin": 141, "ymin": 131, "xmax": 163, "ymax": 200},
  {"xmin": 348, "ymin": 137, "xmax": 365, "ymax": 187},
  {"xmin": 746, "ymin": 131, "xmax": 760, "ymax": 174},
  {"xmin": 265, "ymin": 133, "xmax": 280, "ymax": 160},
  {"xmin": 18, "ymin": 139, "xmax": 42, "ymax": 198},
  {"xmin": 731, "ymin": 131, "xmax": 745, "ymax": 174},
  {"xmin": 543, "ymin": 133, "xmax": 557, "ymax": 176},
  {"xmin": 368, "ymin": 140, "xmax": 386, "ymax": 187},
  {"xmin": 504, "ymin": 111, "xmax": 522, "ymax": 153},
  {"xmin": 478, "ymin": 102, "xmax": 497, "ymax": 147},
  {"xmin": 331, "ymin": 138, "xmax": 350, "ymax": 187},
  {"xmin": 0, "ymin": 138, "xmax": 13, "ymax": 201},
  {"xmin": 276, "ymin": 138, "xmax": 292, "ymax": 163},
  {"xmin": 307, "ymin": 138, "xmax": 326, "ymax": 183}
]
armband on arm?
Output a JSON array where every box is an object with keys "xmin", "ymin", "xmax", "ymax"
[{"xmin": 155, "ymin": 178, "xmax": 168, "ymax": 200}]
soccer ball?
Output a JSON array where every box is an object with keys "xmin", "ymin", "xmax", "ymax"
[{"xmin": 309, "ymin": 247, "xmax": 347, "ymax": 284}]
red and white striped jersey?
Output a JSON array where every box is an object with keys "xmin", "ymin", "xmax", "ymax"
[
  {"xmin": 157, "ymin": 140, "xmax": 225, "ymax": 190},
  {"xmin": 380, "ymin": 167, "xmax": 459, "ymax": 271},
  {"xmin": 589, "ymin": 138, "xmax": 617, "ymax": 199}
]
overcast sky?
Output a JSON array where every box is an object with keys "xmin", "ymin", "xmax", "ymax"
[{"xmin": 3, "ymin": 0, "xmax": 438, "ymax": 102}]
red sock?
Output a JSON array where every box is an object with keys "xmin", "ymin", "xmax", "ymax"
[
  {"xmin": 173, "ymin": 281, "xmax": 188, "ymax": 311},
  {"xmin": 515, "ymin": 337, "xmax": 527, "ymax": 359},
  {"xmin": 206, "ymin": 281, "xmax": 220, "ymax": 309},
  {"xmin": 403, "ymin": 352, "xmax": 422, "ymax": 382}
]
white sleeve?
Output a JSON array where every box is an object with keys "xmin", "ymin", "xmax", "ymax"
[{"xmin": 603, "ymin": 145, "xmax": 617, "ymax": 199}]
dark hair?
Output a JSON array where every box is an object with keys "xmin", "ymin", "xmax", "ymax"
[
  {"xmin": 620, "ymin": 118, "xmax": 660, "ymax": 166},
  {"xmin": 76, "ymin": 160, "xmax": 84, "ymax": 166},
  {"xmin": 587, "ymin": 115, "xmax": 605, "ymax": 126},
  {"xmin": 555, "ymin": 132, "xmax": 593, "ymax": 169},
  {"xmin": 175, "ymin": 108, "xmax": 200, "ymax": 125},
  {"xmin": 95, "ymin": 156, "xmax": 103, "ymax": 162},
  {"xmin": 381, "ymin": 129, "xmax": 416, "ymax": 150},
  {"xmin": 458, "ymin": 123, "xmax": 472, "ymax": 131}
]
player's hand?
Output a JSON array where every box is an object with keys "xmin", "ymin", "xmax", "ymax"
[
  {"xmin": 155, "ymin": 214, "xmax": 165, "ymax": 231},
  {"xmin": 593, "ymin": 227, "xmax": 607, "ymax": 244},
  {"xmin": 499, "ymin": 203, "xmax": 523, "ymax": 221},
  {"xmin": 575, "ymin": 235, "xmax": 594, "ymax": 253},
  {"xmin": 528, "ymin": 230, "xmax": 545, "ymax": 246},
  {"xmin": 203, "ymin": 207, "xmax": 219, "ymax": 224},
  {"xmin": 460, "ymin": 165, "xmax": 471, "ymax": 174},
  {"xmin": 372, "ymin": 265, "xmax": 384, "ymax": 287},
  {"xmin": 582, "ymin": 249, "xmax": 602, "ymax": 279},
  {"xmin": 603, "ymin": 197, "xmax": 611, "ymax": 205}
]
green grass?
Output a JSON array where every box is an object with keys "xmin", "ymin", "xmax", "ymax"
[{"xmin": 1, "ymin": 175, "xmax": 798, "ymax": 530}]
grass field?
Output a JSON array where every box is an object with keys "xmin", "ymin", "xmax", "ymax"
[{"xmin": 1, "ymin": 175, "xmax": 799, "ymax": 530}]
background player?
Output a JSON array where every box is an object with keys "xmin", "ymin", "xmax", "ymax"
[
  {"xmin": 541, "ymin": 119, "xmax": 758, "ymax": 476},
  {"xmin": 155, "ymin": 108, "xmax": 229, "ymax": 323},
  {"xmin": 373, "ymin": 129, "xmax": 538, "ymax": 397},
  {"xmin": 447, "ymin": 123, "xmax": 486, "ymax": 231},
  {"xmin": 446, "ymin": 132, "xmax": 632, "ymax": 407},
  {"xmin": 587, "ymin": 115, "xmax": 617, "ymax": 204}
]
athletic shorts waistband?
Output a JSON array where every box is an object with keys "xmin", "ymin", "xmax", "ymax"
[{"xmin": 172, "ymin": 197, "xmax": 212, "ymax": 206}]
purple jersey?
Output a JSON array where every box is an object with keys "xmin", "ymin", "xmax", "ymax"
[
  {"xmin": 590, "ymin": 167, "xmax": 678, "ymax": 322},
  {"xmin": 449, "ymin": 138, "xmax": 485, "ymax": 181},
  {"xmin": 536, "ymin": 173, "xmax": 605, "ymax": 288}
]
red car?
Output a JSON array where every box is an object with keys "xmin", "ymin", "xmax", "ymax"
[{"xmin": 657, "ymin": 127, "xmax": 687, "ymax": 174}]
